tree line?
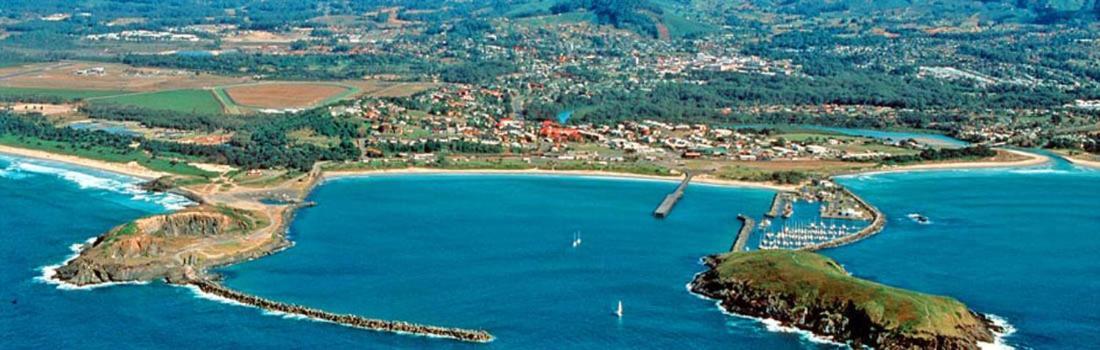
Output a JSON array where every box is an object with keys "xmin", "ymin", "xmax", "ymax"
[{"xmin": 0, "ymin": 111, "xmax": 360, "ymax": 172}]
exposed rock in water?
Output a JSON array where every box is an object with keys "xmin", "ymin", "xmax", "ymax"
[
  {"xmin": 138, "ymin": 176, "xmax": 176, "ymax": 192},
  {"xmin": 689, "ymin": 251, "xmax": 1001, "ymax": 349}
]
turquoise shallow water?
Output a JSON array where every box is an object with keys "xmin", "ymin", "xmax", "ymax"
[{"xmin": 2, "ymin": 153, "xmax": 1098, "ymax": 349}]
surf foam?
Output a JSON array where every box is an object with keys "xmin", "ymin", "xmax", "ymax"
[
  {"xmin": 978, "ymin": 314, "xmax": 1016, "ymax": 350},
  {"xmin": 6, "ymin": 158, "xmax": 192, "ymax": 210},
  {"xmin": 35, "ymin": 237, "xmax": 150, "ymax": 290},
  {"xmin": 685, "ymin": 269, "xmax": 848, "ymax": 348}
]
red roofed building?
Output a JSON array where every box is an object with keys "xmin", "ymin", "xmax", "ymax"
[{"xmin": 540, "ymin": 121, "xmax": 582, "ymax": 143}]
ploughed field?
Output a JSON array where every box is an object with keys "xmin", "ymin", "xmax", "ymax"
[{"xmin": 224, "ymin": 83, "xmax": 351, "ymax": 109}]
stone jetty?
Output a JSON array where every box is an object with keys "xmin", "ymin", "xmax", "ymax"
[
  {"xmin": 653, "ymin": 173, "xmax": 693, "ymax": 218},
  {"xmin": 764, "ymin": 192, "xmax": 793, "ymax": 218},
  {"xmin": 729, "ymin": 214, "xmax": 754, "ymax": 252},
  {"xmin": 189, "ymin": 280, "xmax": 495, "ymax": 343}
]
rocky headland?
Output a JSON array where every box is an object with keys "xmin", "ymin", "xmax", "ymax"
[
  {"xmin": 689, "ymin": 251, "xmax": 1001, "ymax": 349},
  {"xmin": 53, "ymin": 204, "xmax": 286, "ymax": 286}
]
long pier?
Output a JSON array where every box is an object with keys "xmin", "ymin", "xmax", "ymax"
[
  {"xmin": 188, "ymin": 280, "xmax": 494, "ymax": 343},
  {"xmin": 730, "ymin": 214, "xmax": 754, "ymax": 252},
  {"xmin": 653, "ymin": 173, "xmax": 694, "ymax": 218}
]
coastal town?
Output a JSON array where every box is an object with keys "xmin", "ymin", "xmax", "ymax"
[{"xmin": 1, "ymin": 1, "xmax": 1098, "ymax": 349}]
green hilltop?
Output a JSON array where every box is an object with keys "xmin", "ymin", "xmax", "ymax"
[{"xmin": 697, "ymin": 250, "xmax": 998, "ymax": 347}]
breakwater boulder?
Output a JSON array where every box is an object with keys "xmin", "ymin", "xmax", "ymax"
[
  {"xmin": 689, "ymin": 251, "xmax": 1000, "ymax": 349},
  {"xmin": 188, "ymin": 280, "xmax": 494, "ymax": 343}
]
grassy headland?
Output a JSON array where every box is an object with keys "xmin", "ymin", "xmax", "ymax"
[{"xmin": 690, "ymin": 250, "xmax": 999, "ymax": 348}]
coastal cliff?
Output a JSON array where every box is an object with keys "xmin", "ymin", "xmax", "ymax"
[
  {"xmin": 53, "ymin": 205, "xmax": 285, "ymax": 286},
  {"xmin": 689, "ymin": 251, "xmax": 1000, "ymax": 349}
]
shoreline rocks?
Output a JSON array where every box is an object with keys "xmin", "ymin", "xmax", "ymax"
[{"xmin": 689, "ymin": 253, "xmax": 1001, "ymax": 349}]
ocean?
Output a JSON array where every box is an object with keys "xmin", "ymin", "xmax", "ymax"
[{"xmin": 1, "ymin": 153, "xmax": 1097, "ymax": 349}]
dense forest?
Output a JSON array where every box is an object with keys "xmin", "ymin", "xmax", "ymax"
[
  {"xmin": 550, "ymin": 0, "xmax": 664, "ymax": 37},
  {"xmin": 0, "ymin": 111, "xmax": 361, "ymax": 171},
  {"xmin": 882, "ymin": 145, "xmax": 998, "ymax": 164},
  {"xmin": 527, "ymin": 67, "xmax": 1091, "ymax": 128}
]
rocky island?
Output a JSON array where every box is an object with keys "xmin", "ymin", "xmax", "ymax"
[{"xmin": 689, "ymin": 250, "xmax": 1002, "ymax": 349}]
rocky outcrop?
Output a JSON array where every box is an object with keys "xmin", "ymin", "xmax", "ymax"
[
  {"xmin": 690, "ymin": 253, "xmax": 1001, "ymax": 349},
  {"xmin": 140, "ymin": 212, "xmax": 241, "ymax": 237},
  {"xmin": 51, "ymin": 206, "xmax": 269, "ymax": 286},
  {"xmin": 53, "ymin": 257, "xmax": 170, "ymax": 285}
]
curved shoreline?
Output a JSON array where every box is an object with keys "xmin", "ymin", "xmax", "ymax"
[
  {"xmin": 324, "ymin": 167, "xmax": 802, "ymax": 191},
  {"xmin": 854, "ymin": 148, "xmax": 1050, "ymax": 176},
  {"xmin": 1057, "ymin": 154, "xmax": 1100, "ymax": 169},
  {"xmin": 0, "ymin": 145, "xmax": 168, "ymax": 180}
]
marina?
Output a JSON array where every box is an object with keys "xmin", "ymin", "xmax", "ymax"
[{"xmin": 757, "ymin": 221, "xmax": 862, "ymax": 250}]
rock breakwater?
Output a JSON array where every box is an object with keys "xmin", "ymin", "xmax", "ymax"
[{"xmin": 188, "ymin": 280, "xmax": 495, "ymax": 343}]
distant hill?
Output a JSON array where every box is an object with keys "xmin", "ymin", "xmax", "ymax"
[{"xmin": 737, "ymin": 0, "xmax": 1100, "ymax": 24}]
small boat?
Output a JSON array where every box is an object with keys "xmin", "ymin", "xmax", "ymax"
[
  {"xmin": 614, "ymin": 300, "xmax": 623, "ymax": 318},
  {"xmin": 572, "ymin": 231, "xmax": 583, "ymax": 248},
  {"xmin": 758, "ymin": 218, "xmax": 771, "ymax": 228},
  {"xmin": 907, "ymin": 213, "xmax": 931, "ymax": 224}
]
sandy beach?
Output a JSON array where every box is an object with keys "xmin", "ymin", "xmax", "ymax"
[
  {"xmin": 862, "ymin": 148, "xmax": 1050, "ymax": 175},
  {"xmin": 324, "ymin": 167, "xmax": 801, "ymax": 192},
  {"xmin": 1058, "ymin": 154, "xmax": 1100, "ymax": 169},
  {"xmin": 0, "ymin": 145, "xmax": 168, "ymax": 180}
]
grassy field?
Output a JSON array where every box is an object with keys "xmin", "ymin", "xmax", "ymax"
[
  {"xmin": 0, "ymin": 135, "xmax": 216, "ymax": 178},
  {"xmin": 714, "ymin": 250, "xmax": 984, "ymax": 337},
  {"xmin": 660, "ymin": 12, "xmax": 715, "ymax": 38},
  {"xmin": 0, "ymin": 86, "xmax": 129, "ymax": 101},
  {"xmin": 89, "ymin": 89, "xmax": 224, "ymax": 114}
]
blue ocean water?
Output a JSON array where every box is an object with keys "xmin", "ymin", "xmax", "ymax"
[
  {"xmin": 830, "ymin": 160, "xmax": 1100, "ymax": 349},
  {"xmin": 2, "ymin": 153, "xmax": 1098, "ymax": 349}
]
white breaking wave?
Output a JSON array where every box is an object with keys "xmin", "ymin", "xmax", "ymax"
[
  {"xmin": 689, "ymin": 275, "xmax": 1016, "ymax": 350},
  {"xmin": 0, "ymin": 162, "xmax": 28, "ymax": 180},
  {"xmin": 34, "ymin": 237, "xmax": 150, "ymax": 291},
  {"xmin": 5, "ymin": 158, "xmax": 192, "ymax": 210},
  {"xmin": 181, "ymin": 285, "xmax": 327, "ymax": 322},
  {"xmin": 978, "ymin": 314, "xmax": 1017, "ymax": 350},
  {"xmin": 181, "ymin": 284, "xmax": 249, "ymax": 307},
  {"xmin": 685, "ymin": 271, "xmax": 848, "ymax": 348},
  {"xmin": 1007, "ymin": 168, "xmax": 1069, "ymax": 175}
]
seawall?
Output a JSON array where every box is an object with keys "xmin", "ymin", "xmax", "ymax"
[
  {"xmin": 189, "ymin": 280, "xmax": 494, "ymax": 343},
  {"xmin": 798, "ymin": 187, "xmax": 885, "ymax": 251},
  {"xmin": 730, "ymin": 214, "xmax": 754, "ymax": 252}
]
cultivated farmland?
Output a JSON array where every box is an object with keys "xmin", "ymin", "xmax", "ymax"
[
  {"xmin": 223, "ymin": 83, "xmax": 352, "ymax": 109},
  {"xmin": 90, "ymin": 89, "xmax": 224, "ymax": 114}
]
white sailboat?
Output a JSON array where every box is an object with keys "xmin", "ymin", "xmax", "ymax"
[
  {"xmin": 614, "ymin": 300, "xmax": 623, "ymax": 318},
  {"xmin": 572, "ymin": 231, "xmax": 582, "ymax": 248}
]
